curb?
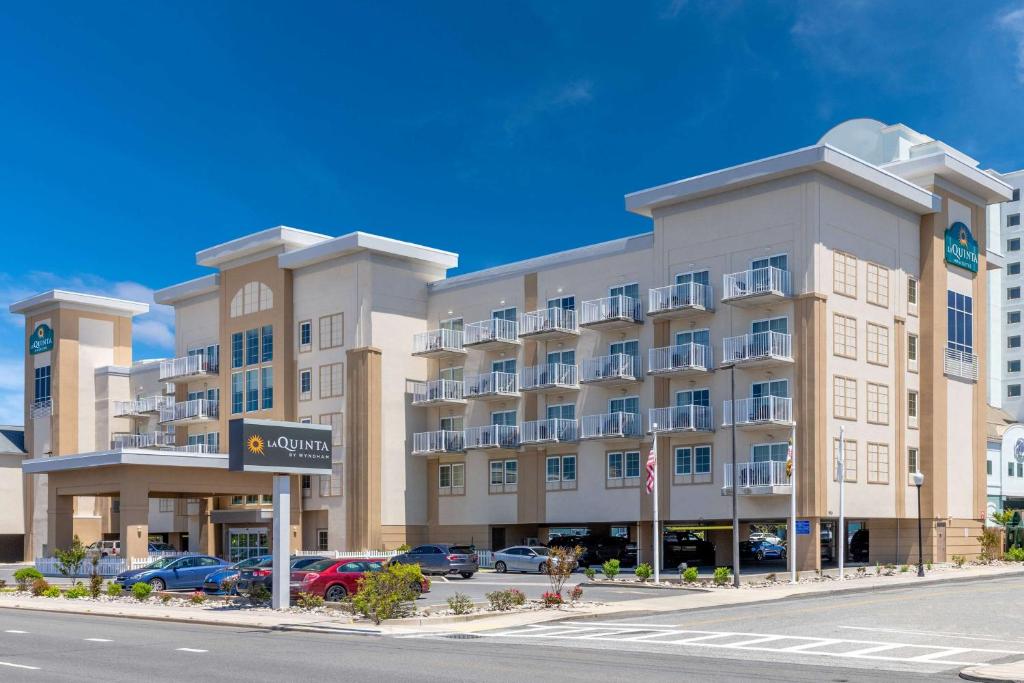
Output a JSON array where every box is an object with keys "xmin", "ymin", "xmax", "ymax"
[
  {"xmin": 959, "ymin": 664, "xmax": 1024, "ymax": 683},
  {"xmin": 580, "ymin": 581, "xmax": 707, "ymax": 592}
]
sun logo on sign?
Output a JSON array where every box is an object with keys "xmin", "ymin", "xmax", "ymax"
[
  {"xmin": 246, "ymin": 434, "xmax": 265, "ymax": 456},
  {"xmin": 36, "ymin": 327, "xmax": 45, "ymax": 339},
  {"xmin": 959, "ymin": 226, "xmax": 969, "ymax": 246}
]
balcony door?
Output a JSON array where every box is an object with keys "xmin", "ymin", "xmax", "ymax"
[
  {"xmin": 547, "ymin": 296, "xmax": 575, "ymax": 311},
  {"xmin": 676, "ymin": 389, "xmax": 710, "ymax": 407},
  {"xmin": 609, "ymin": 396, "xmax": 639, "ymax": 415},
  {"xmin": 676, "ymin": 270, "xmax": 709, "ymax": 286},
  {"xmin": 751, "ymin": 379, "xmax": 788, "ymax": 398},
  {"xmin": 609, "ymin": 340, "xmax": 640, "ymax": 375},
  {"xmin": 675, "ymin": 329, "xmax": 710, "ymax": 348},
  {"xmin": 751, "ymin": 254, "xmax": 788, "ymax": 292},
  {"xmin": 751, "ymin": 442, "xmax": 789, "ymax": 463},
  {"xmin": 440, "ymin": 366, "xmax": 463, "ymax": 382},
  {"xmin": 491, "ymin": 410, "xmax": 517, "ymax": 426},
  {"xmin": 609, "ymin": 283, "xmax": 640, "ymax": 300},
  {"xmin": 440, "ymin": 416, "xmax": 463, "ymax": 432},
  {"xmin": 546, "ymin": 403, "xmax": 575, "ymax": 421},
  {"xmin": 751, "ymin": 317, "xmax": 788, "ymax": 335},
  {"xmin": 492, "ymin": 358, "xmax": 516, "ymax": 374},
  {"xmin": 547, "ymin": 349, "xmax": 575, "ymax": 365},
  {"xmin": 751, "ymin": 254, "xmax": 788, "ymax": 272},
  {"xmin": 492, "ymin": 307, "xmax": 517, "ymax": 322}
]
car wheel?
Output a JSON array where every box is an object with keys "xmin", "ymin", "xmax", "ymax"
[
  {"xmin": 540, "ymin": 561, "xmax": 550, "ymax": 574},
  {"xmin": 325, "ymin": 584, "xmax": 347, "ymax": 602},
  {"xmin": 755, "ymin": 551, "xmax": 764, "ymax": 562},
  {"xmin": 410, "ymin": 581, "xmax": 423, "ymax": 595},
  {"xmin": 459, "ymin": 572, "xmax": 474, "ymax": 579},
  {"xmin": 495, "ymin": 561, "xmax": 507, "ymax": 573},
  {"xmin": 149, "ymin": 578, "xmax": 166, "ymax": 592}
]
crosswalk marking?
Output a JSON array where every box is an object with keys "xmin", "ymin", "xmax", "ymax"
[
  {"xmin": 0, "ymin": 661, "xmax": 40, "ymax": 670},
  {"xmin": 176, "ymin": 648, "xmax": 208, "ymax": 653},
  {"xmin": 84, "ymin": 638, "xmax": 112, "ymax": 643},
  {"xmin": 4, "ymin": 630, "xmax": 28, "ymax": 634}
]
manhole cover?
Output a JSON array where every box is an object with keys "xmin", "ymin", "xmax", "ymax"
[{"xmin": 442, "ymin": 633, "xmax": 483, "ymax": 640}]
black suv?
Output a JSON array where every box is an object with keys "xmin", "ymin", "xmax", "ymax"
[
  {"xmin": 547, "ymin": 535, "xmax": 637, "ymax": 567},
  {"xmin": 663, "ymin": 531, "xmax": 716, "ymax": 567}
]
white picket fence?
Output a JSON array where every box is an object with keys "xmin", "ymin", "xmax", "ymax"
[
  {"xmin": 35, "ymin": 552, "xmax": 192, "ymax": 577},
  {"xmin": 296, "ymin": 548, "xmax": 496, "ymax": 568}
]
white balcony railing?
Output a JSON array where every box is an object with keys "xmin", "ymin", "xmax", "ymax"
[
  {"xmin": 464, "ymin": 372, "xmax": 518, "ymax": 398},
  {"xmin": 648, "ymin": 405, "xmax": 714, "ymax": 433},
  {"xmin": 31, "ymin": 398, "xmax": 52, "ymax": 419},
  {"xmin": 580, "ymin": 295, "xmax": 643, "ymax": 326},
  {"xmin": 648, "ymin": 343, "xmax": 712, "ymax": 374},
  {"xmin": 944, "ymin": 348, "xmax": 978, "ymax": 382},
  {"xmin": 159, "ymin": 355, "xmax": 218, "ymax": 381},
  {"xmin": 648, "ymin": 282, "xmax": 713, "ymax": 315},
  {"xmin": 722, "ymin": 266, "xmax": 791, "ymax": 301},
  {"xmin": 722, "ymin": 331, "xmax": 792, "ymax": 365},
  {"xmin": 520, "ymin": 363, "xmax": 578, "ymax": 391},
  {"xmin": 412, "ymin": 328, "xmax": 465, "ymax": 355},
  {"xmin": 723, "ymin": 461, "xmax": 790, "ymax": 491},
  {"xmin": 170, "ymin": 444, "xmax": 211, "ymax": 454},
  {"xmin": 464, "ymin": 424, "xmax": 520, "ymax": 449},
  {"xmin": 464, "ymin": 318, "xmax": 519, "ymax": 346},
  {"xmin": 411, "ymin": 379, "xmax": 465, "ymax": 405},
  {"xmin": 580, "ymin": 411, "xmax": 642, "ymax": 439},
  {"xmin": 412, "ymin": 430, "xmax": 465, "ymax": 455},
  {"xmin": 159, "ymin": 398, "xmax": 219, "ymax": 424},
  {"xmin": 113, "ymin": 395, "xmax": 174, "ymax": 417},
  {"xmin": 580, "ymin": 353, "xmax": 640, "ymax": 383},
  {"xmin": 722, "ymin": 396, "xmax": 793, "ymax": 427},
  {"xmin": 519, "ymin": 418, "xmax": 578, "ymax": 444},
  {"xmin": 111, "ymin": 432, "xmax": 174, "ymax": 450},
  {"xmin": 520, "ymin": 307, "xmax": 578, "ymax": 337}
]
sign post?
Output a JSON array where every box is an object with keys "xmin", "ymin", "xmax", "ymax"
[{"xmin": 229, "ymin": 418, "xmax": 333, "ymax": 610}]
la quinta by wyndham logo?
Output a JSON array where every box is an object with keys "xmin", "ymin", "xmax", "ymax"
[{"xmin": 944, "ymin": 221, "xmax": 978, "ymax": 273}]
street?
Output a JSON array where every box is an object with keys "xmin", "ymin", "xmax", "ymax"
[{"xmin": 0, "ymin": 574, "xmax": 1021, "ymax": 681}]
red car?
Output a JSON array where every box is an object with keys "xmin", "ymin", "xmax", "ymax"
[{"xmin": 290, "ymin": 557, "xmax": 430, "ymax": 602}]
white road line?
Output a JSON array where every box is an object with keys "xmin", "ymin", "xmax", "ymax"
[
  {"xmin": 84, "ymin": 638, "xmax": 113, "ymax": 643},
  {"xmin": 665, "ymin": 633, "xmax": 738, "ymax": 645},
  {"xmin": 0, "ymin": 661, "xmax": 40, "ymax": 670},
  {"xmin": 176, "ymin": 648, "xmax": 208, "ymax": 653},
  {"xmin": 781, "ymin": 638, "xmax": 844, "ymax": 652},
  {"xmin": 576, "ymin": 629, "xmax": 644, "ymax": 639},
  {"xmin": 838, "ymin": 644, "xmax": 906, "ymax": 657},
  {"xmin": 838, "ymin": 625, "xmax": 1024, "ymax": 644},
  {"xmin": 3, "ymin": 630, "xmax": 28, "ymax": 634},
  {"xmin": 909, "ymin": 648, "xmax": 972, "ymax": 662},
  {"xmin": 730, "ymin": 635, "xmax": 790, "ymax": 648}
]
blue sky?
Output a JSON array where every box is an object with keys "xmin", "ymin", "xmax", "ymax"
[{"xmin": 2, "ymin": 0, "xmax": 1024, "ymax": 422}]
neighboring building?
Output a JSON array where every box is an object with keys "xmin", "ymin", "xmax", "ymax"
[
  {"xmin": 995, "ymin": 171, "xmax": 1024, "ymax": 417},
  {"xmin": 985, "ymin": 406, "xmax": 1018, "ymax": 522},
  {"xmin": 12, "ymin": 118, "xmax": 1012, "ymax": 569},
  {"xmin": 0, "ymin": 425, "xmax": 26, "ymax": 561}
]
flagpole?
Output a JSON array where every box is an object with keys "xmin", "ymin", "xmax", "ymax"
[
  {"xmin": 789, "ymin": 424, "xmax": 797, "ymax": 584},
  {"xmin": 838, "ymin": 424, "xmax": 846, "ymax": 581},
  {"xmin": 652, "ymin": 428, "xmax": 660, "ymax": 584}
]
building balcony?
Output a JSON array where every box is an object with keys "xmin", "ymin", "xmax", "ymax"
[
  {"xmin": 722, "ymin": 396, "xmax": 793, "ymax": 430},
  {"xmin": 169, "ymin": 443, "xmax": 213, "ymax": 454},
  {"xmin": 520, "ymin": 363, "xmax": 579, "ymax": 393},
  {"xmin": 580, "ymin": 353, "xmax": 641, "ymax": 386},
  {"xmin": 647, "ymin": 343, "xmax": 713, "ymax": 377},
  {"xmin": 464, "ymin": 424, "xmax": 520, "ymax": 450},
  {"xmin": 944, "ymin": 348, "xmax": 978, "ymax": 382},
  {"xmin": 464, "ymin": 372, "xmax": 519, "ymax": 401},
  {"xmin": 519, "ymin": 418, "xmax": 578, "ymax": 445},
  {"xmin": 30, "ymin": 398, "xmax": 52, "ymax": 419},
  {"xmin": 721, "ymin": 267, "xmax": 791, "ymax": 306},
  {"xmin": 412, "ymin": 329, "xmax": 466, "ymax": 360},
  {"xmin": 580, "ymin": 411, "xmax": 643, "ymax": 440},
  {"xmin": 722, "ymin": 461, "xmax": 792, "ymax": 496},
  {"xmin": 519, "ymin": 307, "xmax": 579, "ymax": 340},
  {"xmin": 158, "ymin": 398, "xmax": 219, "ymax": 426},
  {"xmin": 412, "ymin": 430, "xmax": 465, "ymax": 455},
  {"xmin": 112, "ymin": 395, "xmax": 174, "ymax": 418},
  {"xmin": 647, "ymin": 282, "xmax": 713, "ymax": 319},
  {"xmin": 411, "ymin": 379, "xmax": 466, "ymax": 407},
  {"xmin": 648, "ymin": 405, "xmax": 714, "ymax": 434},
  {"xmin": 721, "ymin": 331, "xmax": 793, "ymax": 368},
  {"xmin": 111, "ymin": 432, "xmax": 175, "ymax": 450},
  {"xmin": 463, "ymin": 318, "xmax": 521, "ymax": 351},
  {"xmin": 159, "ymin": 355, "xmax": 218, "ymax": 382},
  {"xmin": 579, "ymin": 295, "xmax": 643, "ymax": 329}
]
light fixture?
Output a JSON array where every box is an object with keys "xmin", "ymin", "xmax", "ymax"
[{"xmin": 557, "ymin": 287, "xmax": 564, "ymax": 294}]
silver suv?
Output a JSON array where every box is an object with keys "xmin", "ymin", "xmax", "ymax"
[{"xmin": 390, "ymin": 544, "xmax": 479, "ymax": 579}]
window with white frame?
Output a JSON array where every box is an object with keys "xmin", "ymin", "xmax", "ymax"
[
  {"xmin": 866, "ymin": 322, "xmax": 889, "ymax": 366},
  {"xmin": 439, "ymin": 463, "xmax": 465, "ymax": 496},
  {"xmin": 319, "ymin": 363, "xmax": 344, "ymax": 398},
  {"xmin": 489, "ymin": 459, "xmax": 518, "ymax": 493},
  {"xmin": 907, "ymin": 276, "xmax": 918, "ymax": 307},
  {"xmin": 547, "ymin": 295, "xmax": 575, "ymax": 310},
  {"xmin": 867, "ymin": 443, "xmax": 890, "ymax": 484},
  {"xmin": 866, "ymin": 262, "xmax": 889, "ymax": 307},
  {"xmin": 908, "ymin": 333, "xmax": 919, "ymax": 370},
  {"xmin": 674, "ymin": 445, "xmax": 711, "ymax": 479},
  {"xmin": 832, "ymin": 437, "xmax": 857, "ymax": 482},
  {"xmin": 319, "ymin": 313, "xmax": 344, "ymax": 349},
  {"xmin": 299, "ymin": 368, "xmax": 312, "ymax": 401},
  {"xmin": 833, "ymin": 251, "xmax": 857, "ymax": 298},
  {"xmin": 908, "ymin": 447, "xmax": 919, "ymax": 476},
  {"xmin": 317, "ymin": 529, "xmax": 329, "ymax": 551},
  {"xmin": 545, "ymin": 455, "xmax": 577, "ymax": 490},
  {"xmin": 229, "ymin": 282, "xmax": 273, "ymax": 317},
  {"xmin": 947, "ymin": 291, "xmax": 973, "ymax": 354},
  {"xmin": 908, "ymin": 390, "xmax": 919, "ymax": 428},
  {"xmin": 299, "ymin": 320, "xmax": 312, "ymax": 352}
]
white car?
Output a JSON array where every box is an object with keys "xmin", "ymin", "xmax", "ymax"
[
  {"xmin": 86, "ymin": 540, "xmax": 120, "ymax": 558},
  {"xmin": 748, "ymin": 533, "xmax": 783, "ymax": 546},
  {"xmin": 493, "ymin": 546, "xmax": 576, "ymax": 574}
]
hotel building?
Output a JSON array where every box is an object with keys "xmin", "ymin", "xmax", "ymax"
[{"xmin": 13, "ymin": 119, "xmax": 1011, "ymax": 569}]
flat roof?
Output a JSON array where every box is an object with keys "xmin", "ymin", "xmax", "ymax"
[
  {"xmin": 9, "ymin": 289, "xmax": 149, "ymax": 317},
  {"xmin": 195, "ymin": 226, "xmax": 332, "ymax": 268},
  {"xmin": 278, "ymin": 230, "xmax": 458, "ymax": 270},
  {"xmin": 153, "ymin": 273, "xmax": 219, "ymax": 305},
  {"xmin": 22, "ymin": 449, "xmax": 228, "ymax": 474}
]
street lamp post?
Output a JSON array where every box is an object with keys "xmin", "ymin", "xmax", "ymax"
[
  {"xmin": 912, "ymin": 471, "xmax": 925, "ymax": 577},
  {"xmin": 730, "ymin": 364, "xmax": 740, "ymax": 588}
]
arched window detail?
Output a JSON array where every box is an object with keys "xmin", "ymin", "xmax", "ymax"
[{"xmin": 230, "ymin": 282, "xmax": 273, "ymax": 318}]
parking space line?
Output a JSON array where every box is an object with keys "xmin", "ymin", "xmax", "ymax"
[
  {"xmin": 0, "ymin": 661, "xmax": 40, "ymax": 670},
  {"xmin": 84, "ymin": 638, "xmax": 113, "ymax": 643},
  {"xmin": 780, "ymin": 638, "xmax": 844, "ymax": 651},
  {"xmin": 665, "ymin": 633, "xmax": 739, "ymax": 644},
  {"xmin": 730, "ymin": 635, "xmax": 790, "ymax": 648},
  {"xmin": 3, "ymin": 630, "xmax": 28, "ymax": 634},
  {"xmin": 837, "ymin": 644, "xmax": 905, "ymax": 657},
  {"xmin": 909, "ymin": 648, "xmax": 972, "ymax": 662},
  {"xmin": 176, "ymin": 648, "xmax": 208, "ymax": 653}
]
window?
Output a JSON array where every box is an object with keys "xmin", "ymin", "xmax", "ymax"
[
  {"xmin": 1010, "ymin": 263, "xmax": 1022, "ymax": 276},
  {"xmin": 319, "ymin": 313, "xmax": 344, "ymax": 349},
  {"xmin": 489, "ymin": 460, "xmax": 517, "ymax": 493},
  {"xmin": 867, "ymin": 443, "xmax": 890, "ymax": 484},
  {"xmin": 833, "ymin": 376, "xmax": 857, "ymax": 420},
  {"xmin": 492, "ymin": 307, "xmax": 517, "ymax": 322},
  {"xmin": 1010, "ymin": 360, "xmax": 1021, "ymax": 373},
  {"xmin": 246, "ymin": 495, "xmax": 259, "ymax": 505},
  {"xmin": 320, "ymin": 463, "xmax": 343, "ymax": 497},
  {"xmin": 229, "ymin": 282, "xmax": 273, "ymax": 317},
  {"xmin": 1014, "ymin": 188, "xmax": 1021, "ymax": 202},
  {"xmin": 694, "ymin": 445, "xmax": 711, "ymax": 474},
  {"xmin": 751, "ymin": 442, "xmax": 789, "ymax": 462},
  {"xmin": 231, "ymin": 372, "xmax": 243, "ymax": 414},
  {"xmin": 675, "ymin": 447, "xmax": 692, "ymax": 476},
  {"xmin": 1010, "ymin": 214, "xmax": 1021, "ymax": 227},
  {"xmin": 832, "ymin": 438, "xmax": 857, "ymax": 482},
  {"xmin": 319, "ymin": 363, "xmax": 344, "ymax": 398},
  {"xmin": 1010, "ymin": 311, "xmax": 1022, "ymax": 325},
  {"xmin": 207, "ymin": 432, "xmax": 220, "ymax": 453},
  {"xmin": 302, "ymin": 475, "xmax": 311, "ymax": 492},
  {"xmin": 609, "ymin": 282, "xmax": 640, "ymax": 301},
  {"xmin": 158, "ymin": 498, "xmax": 174, "ymax": 513},
  {"xmin": 244, "ymin": 328, "xmax": 258, "ymax": 365},
  {"xmin": 547, "ymin": 295, "xmax": 575, "ymax": 311},
  {"xmin": 607, "ymin": 452, "xmax": 623, "ymax": 479},
  {"xmin": 908, "ymin": 390, "xmax": 918, "ymax": 427},
  {"xmin": 261, "ymin": 325, "xmax": 273, "ymax": 363},
  {"xmin": 317, "ymin": 530, "xmax": 329, "ymax": 552},
  {"xmin": 624, "ymin": 451, "xmax": 641, "ymax": 478},
  {"xmin": 299, "ymin": 416, "xmax": 312, "ymax": 424},
  {"xmin": 545, "ymin": 455, "xmax": 577, "ymax": 490},
  {"xmin": 1009, "ymin": 384, "xmax": 1022, "ymax": 398},
  {"xmin": 1010, "ymin": 462, "xmax": 1015, "ymax": 477},
  {"xmin": 299, "ymin": 369, "xmax": 312, "ymax": 401},
  {"xmin": 261, "ymin": 367, "xmax": 273, "ymax": 409},
  {"xmin": 299, "ymin": 320, "xmax": 312, "ymax": 352},
  {"xmin": 1011, "ymin": 336, "xmax": 1022, "ymax": 349},
  {"xmin": 439, "ymin": 463, "xmax": 465, "ymax": 495},
  {"xmin": 866, "ymin": 323, "xmax": 889, "ymax": 366},
  {"xmin": 1010, "ymin": 288, "xmax": 1022, "ymax": 301},
  {"xmin": 245, "ymin": 369, "xmax": 259, "ymax": 412},
  {"xmin": 33, "ymin": 365, "xmax": 51, "ymax": 401},
  {"xmin": 231, "ymin": 332, "xmax": 243, "ymax": 369},
  {"xmin": 866, "ymin": 262, "xmax": 889, "ymax": 307},
  {"xmin": 908, "ymin": 333, "xmax": 918, "ymax": 365},
  {"xmin": 987, "ymin": 460, "xmax": 993, "ymax": 476},
  {"xmin": 833, "ymin": 251, "xmax": 857, "ymax": 297},
  {"xmin": 908, "ymin": 447, "xmax": 919, "ymax": 475},
  {"xmin": 752, "ymin": 254, "xmax": 788, "ymax": 273},
  {"xmin": 1010, "ymin": 238, "xmax": 1021, "ymax": 252},
  {"xmin": 947, "ymin": 291, "xmax": 974, "ymax": 354},
  {"xmin": 867, "ymin": 382, "xmax": 889, "ymax": 424},
  {"xmin": 319, "ymin": 412, "xmax": 344, "ymax": 447},
  {"xmin": 231, "ymin": 496, "xmax": 244, "ymax": 506},
  {"xmin": 832, "ymin": 314, "xmax": 857, "ymax": 359},
  {"xmin": 673, "ymin": 445, "xmax": 711, "ymax": 478},
  {"xmin": 907, "ymin": 277, "xmax": 918, "ymax": 306}
]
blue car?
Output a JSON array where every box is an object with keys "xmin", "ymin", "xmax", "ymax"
[
  {"xmin": 739, "ymin": 539, "xmax": 786, "ymax": 562},
  {"xmin": 202, "ymin": 555, "xmax": 272, "ymax": 594},
  {"xmin": 115, "ymin": 555, "xmax": 231, "ymax": 592}
]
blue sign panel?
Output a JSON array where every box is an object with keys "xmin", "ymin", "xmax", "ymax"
[
  {"xmin": 795, "ymin": 520, "xmax": 811, "ymax": 535},
  {"xmin": 944, "ymin": 221, "xmax": 979, "ymax": 273}
]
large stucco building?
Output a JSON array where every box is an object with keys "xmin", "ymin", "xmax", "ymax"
[{"xmin": 13, "ymin": 119, "xmax": 1011, "ymax": 569}]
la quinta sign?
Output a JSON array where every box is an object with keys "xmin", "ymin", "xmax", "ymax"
[
  {"xmin": 228, "ymin": 418, "xmax": 332, "ymax": 475},
  {"xmin": 944, "ymin": 221, "xmax": 978, "ymax": 273}
]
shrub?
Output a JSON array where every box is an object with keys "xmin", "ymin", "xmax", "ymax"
[
  {"xmin": 583, "ymin": 567, "xmax": 596, "ymax": 581},
  {"xmin": 247, "ymin": 583, "xmax": 271, "ymax": 606},
  {"xmin": 132, "ymin": 582, "xmax": 154, "ymax": 601},
  {"xmin": 394, "ymin": 544, "xmax": 411, "ymax": 553},
  {"xmin": 978, "ymin": 528, "xmax": 1001, "ymax": 564},
  {"xmin": 446, "ymin": 592, "xmax": 473, "ymax": 615},
  {"xmin": 55, "ymin": 536, "xmax": 87, "ymax": 579},
  {"xmin": 682, "ymin": 566, "xmax": 699, "ymax": 583},
  {"xmin": 42, "ymin": 586, "xmax": 61, "ymax": 598},
  {"xmin": 30, "ymin": 577, "xmax": 50, "ymax": 596},
  {"xmin": 635, "ymin": 562, "xmax": 653, "ymax": 582},
  {"xmin": 1005, "ymin": 545, "xmax": 1024, "ymax": 562},
  {"xmin": 712, "ymin": 567, "xmax": 731, "ymax": 586},
  {"xmin": 765, "ymin": 573, "xmax": 777, "ymax": 583},
  {"xmin": 569, "ymin": 585, "xmax": 583, "ymax": 603},
  {"xmin": 189, "ymin": 591, "xmax": 208, "ymax": 605},
  {"xmin": 856, "ymin": 566, "xmax": 867, "ymax": 576},
  {"xmin": 875, "ymin": 562, "xmax": 882, "ymax": 576},
  {"xmin": 486, "ymin": 588, "xmax": 526, "ymax": 611},
  {"xmin": 89, "ymin": 571, "xmax": 103, "ymax": 599},
  {"xmin": 14, "ymin": 567, "xmax": 43, "ymax": 592},
  {"xmin": 220, "ymin": 578, "xmax": 237, "ymax": 594},
  {"xmin": 352, "ymin": 563, "xmax": 422, "ymax": 624},
  {"xmin": 0, "ymin": 579, "xmax": 5, "ymax": 590},
  {"xmin": 65, "ymin": 584, "xmax": 89, "ymax": 599},
  {"xmin": 545, "ymin": 545, "xmax": 581, "ymax": 597},
  {"xmin": 899, "ymin": 564, "xmax": 909, "ymax": 573},
  {"xmin": 952, "ymin": 554, "xmax": 966, "ymax": 568},
  {"xmin": 106, "ymin": 581, "xmax": 122, "ymax": 597},
  {"xmin": 926, "ymin": 562, "xmax": 933, "ymax": 571},
  {"xmin": 541, "ymin": 591, "xmax": 563, "ymax": 607},
  {"xmin": 296, "ymin": 592, "xmax": 324, "ymax": 609},
  {"xmin": 601, "ymin": 559, "xmax": 621, "ymax": 580},
  {"xmin": 160, "ymin": 594, "xmax": 172, "ymax": 604}
]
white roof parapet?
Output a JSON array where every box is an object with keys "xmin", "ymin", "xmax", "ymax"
[
  {"xmin": 278, "ymin": 230, "xmax": 458, "ymax": 271},
  {"xmin": 9, "ymin": 289, "xmax": 149, "ymax": 317},
  {"xmin": 196, "ymin": 225, "xmax": 332, "ymax": 268},
  {"xmin": 22, "ymin": 449, "xmax": 229, "ymax": 473},
  {"xmin": 153, "ymin": 273, "xmax": 220, "ymax": 305}
]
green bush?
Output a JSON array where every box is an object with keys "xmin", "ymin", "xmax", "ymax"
[
  {"xmin": 486, "ymin": 588, "xmax": 526, "ymax": 611},
  {"xmin": 42, "ymin": 586, "xmax": 62, "ymax": 598},
  {"xmin": 131, "ymin": 582, "xmax": 154, "ymax": 601},
  {"xmin": 55, "ymin": 536, "xmax": 87, "ymax": 579},
  {"xmin": 712, "ymin": 567, "xmax": 731, "ymax": 586},
  {"xmin": 1005, "ymin": 545, "xmax": 1024, "ymax": 562},
  {"xmin": 30, "ymin": 577, "xmax": 50, "ymax": 596},
  {"xmin": 296, "ymin": 591, "xmax": 324, "ymax": 609},
  {"xmin": 189, "ymin": 591, "xmax": 208, "ymax": 605},
  {"xmin": 634, "ymin": 562, "xmax": 653, "ymax": 582},
  {"xmin": 247, "ymin": 583, "xmax": 271, "ymax": 606},
  {"xmin": 106, "ymin": 581, "xmax": 123, "ymax": 597},
  {"xmin": 394, "ymin": 544, "xmax": 411, "ymax": 553},
  {"xmin": 353, "ymin": 563, "xmax": 422, "ymax": 624},
  {"xmin": 682, "ymin": 566, "xmax": 699, "ymax": 583},
  {"xmin": 89, "ymin": 571, "xmax": 103, "ymax": 599},
  {"xmin": 952, "ymin": 554, "xmax": 966, "ymax": 568},
  {"xmin": 601, "ymin": 559, "xmax": 620, "ymax": 580},
  {"xmin": 446, "ymin": 592, "xmax": 473, "ymax": 615},
  {"xmin": 64, "ymin": 584, "xmax": 89, "ymax": 599},
  {"xmin": 583, "ymin": 567, "xmax": 596, "ymax": 581},
  {"xmin": 899, "ymin": 564, "xmax": 909, "ymax": 573},
  {"xmin": 14, "ymin": 567, "xmax": 43, "ymax": 592}
]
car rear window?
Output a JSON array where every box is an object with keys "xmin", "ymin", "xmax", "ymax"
[
  {"xmin": 304, "ymin": 559, "xmax": 337, "ymax": 572},
  {"xmin": 450, "ymin": 546, "xmax": 474, "ymax": 555}
]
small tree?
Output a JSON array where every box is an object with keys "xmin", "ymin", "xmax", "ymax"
[
  {"xmin": 55, "ymin": 536, "xmax": 87, "ymax": 579},
  {"xmin": 545, "ymin": 545, "xmax": 580, "ymax": 597},
  {"xmin": 991, "ymin": 509, "xmax": 1015, "ymax": 552},
  {"xmin": 352, "ymin": 563, "xmax": 422, "ymax": 624},
  {"xmin": 978, "ymin": 528, "xmax": 1001, "ymax": 564},
  {"xmin": 88, "ymin": 555, "xmax": 103, "ymax": 599}
]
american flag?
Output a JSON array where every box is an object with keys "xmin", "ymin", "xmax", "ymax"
[{"xmin": 646, "ymin": 447, "xmax": 656, "ymax": 494}]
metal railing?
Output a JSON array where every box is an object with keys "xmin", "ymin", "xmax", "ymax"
[
  {"xmin": 581, "ymin": 353, "xmax": 640, "ymax": 382},
  {"xmin": 171, "ymin": 443, "xmax": 212, "ymax": 454},
  {"xmin": 722, "ymin": 331, "xmax": 792, "ymax": 364},
  {"xmin": 111, "ymin": 432, "xmax": 174, "ymax": 449},
  {"xmin": 159, "ymin": 354, "xmax": 217, "ymax": 381},
  {"xmin": 520, "ymin": 363, "xmax": 578, "ymax": 390},
  {"xmin": 113, "ymin": 395, "xmax": 174, "ymax": 417},
  {"xmin": 580, "ymin": 411, "xmax": 642, "ymax": 439},
  {"xmin": 464, "ymin": 318, "xmax": 519, "ymax": 346},
  {"xmin": 411, "ymin": 379, "xmax": 465, "ymax": 404},
  {"xmin": 519, "ymin": 418, "xmax": 578, "ymax": 444},
  {"xmin": 464, "ymin": 371, "xmax": 518, "ymax": 397},
  {"xmin": 648, "ymin": 282, "xmax": 713, "ymax": 314},
  {"xmin": 520, "ymin": 307, "xmax": 578, "ymax": 336},
  {"xmin": 944, "ymin": 348, "xmax": 978, "ymax": 381},
  {"xmin": 722, "ymin": 396, "xmax": 792, "ymax": 426},
  {"xmin": 31, "ymin": 398, "xmax": 52, "ymax": 419},
  {"xmin": 723, "ymin": 461, "xmax": 790, "ymax": 490},
  {"xmin": 464, "ymin": 424, "xmax": 520, "ymax": 449},
  {"xmin": 412, "ymin": 430, "xmax": 464, "ymax": 454},
  {"xmin": 723, "ymin": 266, "xmax": 791, "ymax": 300},
  {"xmin": 648, "ymin": 405, "xmax": 714, "ymax": 432},
  {"xmin": 580, "ymin": 294, "xmax": 643, "ymax": 325},
  {"xmin": 648, "ymin": 343, "xmax": 712, "ymax": 374},
  {"xmin": 412, "ymin": 328, "xmax": 464, "ymax": 355},
  {"xmin": 159, "ymin": 398, "xmax": 219, "ymax": 424}
]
